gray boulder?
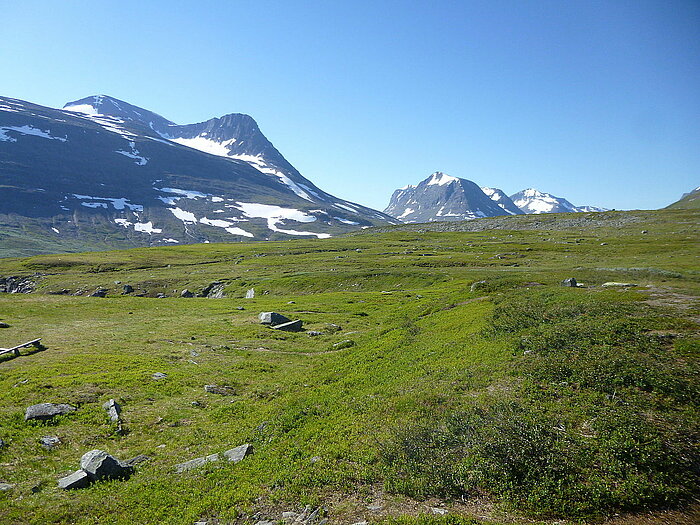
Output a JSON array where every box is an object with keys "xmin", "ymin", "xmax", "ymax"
[
  {"xmin": 0, "ymin": 322, "xmax": 9, "ymax": 328},
  {"xmin": 223, "ymin": 443, "xmax": 253, "ymax": 463},
  {"xmin": 80, "ymin": 449, "xmax": 132, "ymax": 481},
  {"xmin": 561, "ymin": 278, "xmax": 578, "ymax": 287},
  {"xmin": 175, "ymin": 453, "xmax": 220, "ymax": 473},
  {"xmin": 40, "ymin": 436, "xmax": 61, "ymax": 450},
  {"xmin": 201, "ymin": 282, "xmax": 225, "ymax": 298},
  {"xmin": 259, "ymin": 312, "xmax": 291, "ymax": 325},
  {"xmin": 152, "ymin": 372, "xmax": 167, "ymax": 380},
  {"xmin": 90, "ymin": 288, "xmax": 107, "ymax": 298},
  {"xmin": 122, "ymin": 284, "xmax": 134, "ymax": 294},
  {"xmin": 245, "ymin": 288, "xmax": 255, "ymax": 299},
  {"xmin": 0, "ymin": 482, "xmax": 15, "ymax": 491},
  {"xmin": 25, "ymin": 403, "xmax": 76, "ymax": 421},
  {"xmin": 57, "ymin": 469, "xmax": 90, "ymax": 490},
  {"xmin": 180, "ymin": 289, "xmax": 194, "ymax": 298},
  {"xmin": 103, "ymin": 399, "xmax": 122, "ymax": 422}
]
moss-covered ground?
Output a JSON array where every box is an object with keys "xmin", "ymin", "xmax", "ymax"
[{"xmin": 0, "ymin": 209, "xmax": 698, "ymax": 524}]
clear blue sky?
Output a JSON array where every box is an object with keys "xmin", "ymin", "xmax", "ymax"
[{"xmin": 2, "ymin": 0, "xmax": 698, "ymax": 211}]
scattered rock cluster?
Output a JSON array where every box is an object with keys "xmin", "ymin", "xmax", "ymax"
[{"xmin": 0, "ymin": 276, "xmax": 35, "ymax": 294}]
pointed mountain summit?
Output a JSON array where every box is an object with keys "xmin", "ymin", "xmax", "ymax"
[
  {"xmin": 384, "ymin": 172, "xmax": 509, "ymax": 223},
  {"xmin": 510, "ymin": 188, "xmax": 607, "ymax": 214}
]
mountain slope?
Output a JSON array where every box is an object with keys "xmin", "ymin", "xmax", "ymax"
[
  {"xmin": 666, "ymin": 186, "xmax": 700, "ymax": 209},
  {"xmin": 480, "ymin": 187, "xmax": 524, "ymax": 215},
  {"xmin": 510, "ymin": 188, "xmax": 607, "ymax": 214},
  {"xmin": 384, "ymin": 172, "xmax": 509, "ymax": 222},
  {"xmin": 0, "ymin": 95, "xmax": 395, "ymax": 256}
]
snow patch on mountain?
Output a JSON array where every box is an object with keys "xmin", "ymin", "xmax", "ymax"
[
  {"xmin": 0, "ymin": 125, "xmax": 67, "ymax": 142},
  {"xmin": 169, "ymin": 135, "xmax": 237, "ymax": 157},
  {"xmin": 169, "ymin": 207, "xmax": 198, "ymax": 223},
  {"xmin": 234, "ymin": 202, "xmax": 330, "ymax": 239},
  {"xmin": 116, "ymin": 141, "xmax": 148, "ymax": 165},
  {"xmin": 72, "ymin": 194, "xmax": 143, "ymax": 211},
  {"xmin": 427, "ymin": 172, "xmax": 458, "ymax": 186}
]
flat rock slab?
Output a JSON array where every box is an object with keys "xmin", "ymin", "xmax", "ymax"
[
  {"xmin": 80, "ymin": 449, "xmax": 132, "ymax": 481},
  {"xmin": 602, "ymin": 282, "xmax": 638, "ymax": 287},
  {"xmin": 259, "ymin": 312, "xmax": 290, "ymax": 325},
  {"xmin": 175, "ymin": 453, "xmax": 220, "ymax": 473},
  {"xmin": 58, "ymin": 469, "xmax": 90, "ymax": 490},
  {"xmin": 0, "ymin": 483, "xmax": 14, "ymax": 491},
  {"xmin": 25, "ymin": 403, "xmax": 76, "ymax": 421},
  {"xmin": 223, "ymin": 443, "xmax": 253, "ymax": 463},
  {"xmin": 271, "ymin": 320, "xmax": 303, "ymax": 332}
]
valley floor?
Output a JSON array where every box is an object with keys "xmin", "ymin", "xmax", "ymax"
[{"xmin": 0, "ymin": 209, "xmax": 698, "ymax": 524}]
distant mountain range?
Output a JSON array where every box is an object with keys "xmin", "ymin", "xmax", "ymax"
[
  {"xmin": 385, "ymin": 172, "xmax": 607, "ymax": 222},
  {"xmin": 0, "ymin": 94, "xmax": 397, "ymax": 256}
]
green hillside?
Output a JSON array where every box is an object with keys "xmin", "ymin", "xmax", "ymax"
[
  {"xmin": 667, "ymin": 187, "xmax": 700, "ymax": 209},
  {"xmin": 0, "ymin": 209, "xmax": 698, "ymax": 525}
]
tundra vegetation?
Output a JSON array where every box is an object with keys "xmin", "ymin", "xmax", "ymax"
[{"xmin": 0, "ymin": 209, "xmax": 698, "ymax": 524}]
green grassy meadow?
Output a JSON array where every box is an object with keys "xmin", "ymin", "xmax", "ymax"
[{"xmin": 0, "ymin": 209, "xmax": 698, "ymax": 524}]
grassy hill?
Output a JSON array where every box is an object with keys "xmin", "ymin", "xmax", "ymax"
[
  {"xmin": 0, "ymin": 209, "xmax": 698, "ymax": 525},
  {"xmin": 667, "ymin": 187, "xmax": 700, "ymax": 210}
]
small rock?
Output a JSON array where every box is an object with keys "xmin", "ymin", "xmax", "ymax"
[
  {"xmin": 90, "ymin": 288, "xmax": 107, "ymax": 298},
  {"xmin": 40, "ymin": 436, "xmax": 61, "ymax": 450},
  {"xmin": 122, "ymin": 285, "xmax": 134, "ymax": 294},
  {"xmin": 561, "ymin": 277, "xmax": 578, "ymax": 287},
  {"xmin": 156, "ymin": 293, "xmax": 167, "ymax": 298},
  {"xmin": 223, "ymin": 443, "xmax": 253, "ymax": 463},
  {"xmin": 641, "ymin": 230, "xmax": 648, "ymax": 234},
  {"xmin": 431, "ymin": 507, "xmax": 448, "ymax": 515},
  {"xmin": 175, "ymin": 453, "xmax": 219, "ymax": 473},
  {"xmin": 103, "ymin": 399, "xmax": 122, "ymax": 422},
  {"xmin": 307, "ymin": 331, "xmax": 323, "ymax": 337},
  {"xmin": 0, "ymin": 482, "xmax": 14, "ymax": 491},
  {"xmin": 123, "ymin": 454, "xmax": 150, "ymax": 467},
  {"xmin": 601, "ymin": 282, "xmax": 637, "ymax": 287},
  {"xmin": 259, "ymin": 312, "xmax": 291, "ymax": 325},
  {"xmin": 282, "ymin": 511, "xmax": 299, "ymax": 520},
  {"xmin": 57, "ymin": 469, "xmax": 90, "ymax": 490},
  {"xmin": 245, "ymin": 288, "xmax": 255, "ymax": 299},
  {"xmin": 366, "ymin": 503, "xmax": 383, "ymax": 511},
  {"xmin": 0, "ymin": 438, "xmax": 6, "ymax": 448},
  {"xmin": 310, "ymin": 456, "xmax": 321, "ymax": 463},
  {"xmin": 191, "ymin": 400, "xmax": 204, "ymax": 407},
  {"xmin": 271, "ymin": 319, "xmax": 303, "ymax": 332},
  {"xmin": 600, "ymin": 242, "xmax": 608, "ymax": 246},
  {"xmin": 287, "ymin": 301, "xmax": 295, "ymax": 304},
  {"xmin": 152, "ymin": 372, "xmax": 167, "ymax": 380},
  {"xmin": 0, "ymin": 322, "xmax": 9, "ymax": 328},
  {"xmin": 255, "ymin": 521, "xmax": 274, "ymax": 525},
  {"xmin": 204, "ymin": 384, "xmax": 236, "ymax": 396},
  {"xmin": 236, "ymin": 306, "xmax": 245, "ymax": 310},
  {"xmin": 325, "ymin": 323, "xmax": 342, "ymax": 333},
  {"xmin": 180, "ymin": 289, "xmax": 194, "ymax": 298},
  {"xmin": 25, "ymin": 403, "xmax": 76, "ymax": 421},
  {"xmin": 332, "ymin": 340, "xmax": 355, "ymax": 350},
  {"xmin": 80, "ymin": 449, "xmax": 132, "ymax": 481}
]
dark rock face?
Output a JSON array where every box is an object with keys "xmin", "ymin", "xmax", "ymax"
[
  {"xmin": 180, "ymin": 289, "xmax": 194, "ymax": 298},
  {"xmin": 57, "ymin": 469, "xmax": 90, "ymax": 490},
  {"xmin": 122, "ymin": 284, "xmax": 134, "ymax": 294},
  {"xmin": 259, "ymin": 312, "xmax": 291, "ymax": 325},
  {"xmin": 481, "ymin": 187, "xmax": 525, "ymax": 215},
  {"xmin": 80, "ymin": 449, "xmax": 133, "ymax": 481},
  {"xmin": 25, "ymin": 403, "xmax": 76, "ymax": 421},
  {"xmin": 90, "ymin": 288, "xmax": 107, "ymax": 298},
  {"xmin": 385, "ymin": 172, "xmax": 509, "ymax": 223},
  {"xmin": 201, "ymin": 282, "xmax": 225, "ymax": 298}
]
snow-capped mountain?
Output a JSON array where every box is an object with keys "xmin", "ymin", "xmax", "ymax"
[
  {"xmin": 480, "ymin": 187, "xmax": 524, "ymax": 215},
  {"xmin": 510, "ymin": 188, "xmax": 607, "ymax": 214},
  {"xmin": 384, "ymin": 172, "xmax": 510, "ymax": 222},
  {"xmin": 0, "ymin": 95, "xmax": 396, "ymax": 255}
]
